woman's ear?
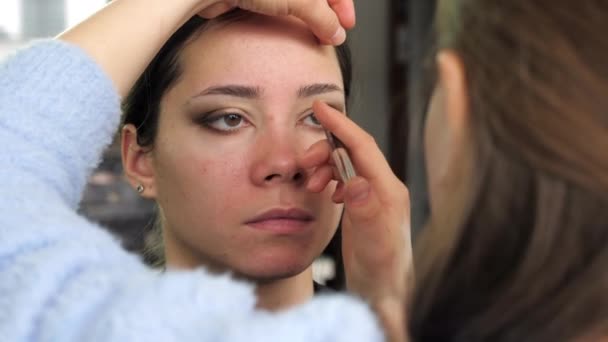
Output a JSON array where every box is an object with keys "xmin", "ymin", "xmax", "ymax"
[
  {"xmin": 436, "ymin": 50, "xmax": 469, "ymax": 136},
  {"xmin": 121, "ymin": 124, "xmax": 157, "ymax": 199},
  {"xmin": 424, "ymin": 49, "xmax": 472, "ymax": 207}
]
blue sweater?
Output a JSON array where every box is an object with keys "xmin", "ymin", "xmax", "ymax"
[{"xmin": 0, "ymin": 40, "xmax": 383, "ymax": 342}]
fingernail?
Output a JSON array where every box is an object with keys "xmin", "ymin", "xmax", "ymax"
[
  {"xmin": 347, "ymin": 178, "xmax": 370, "ymax": 205},
  {"xmin": 331, "ymin": 27, "xmax": 346, "ymax": 45}
]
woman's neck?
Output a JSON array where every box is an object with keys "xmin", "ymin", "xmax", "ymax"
[{"xmin": 255, "ymin": 266, "xmax": 314, "ymax": 311}]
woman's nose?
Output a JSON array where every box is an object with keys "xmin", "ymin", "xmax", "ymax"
[{"xmin": 249, "ymin": 132, "xmax": 307, "ymax": 187}]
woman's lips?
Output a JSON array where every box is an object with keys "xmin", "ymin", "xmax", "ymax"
[{"xmin": 245, "ymin": 208, "xmax": 314, "ymax": 234}]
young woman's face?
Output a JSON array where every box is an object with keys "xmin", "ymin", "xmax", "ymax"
[{"xmin": 150, "ymin": 15, "xmax": 345, "ymax": 280}]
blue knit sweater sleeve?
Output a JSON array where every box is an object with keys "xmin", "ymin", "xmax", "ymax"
[{"xmin": 0, "ymin": 40, "xmax": 383, "ymax": 342}]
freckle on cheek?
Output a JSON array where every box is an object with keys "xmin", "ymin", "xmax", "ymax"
[
  {"xmin": 199, "ymin": 158, "xmax": 246, "ymax": 188},
  {"xmin": 198, "ymin": 160, "xmax": 217, "ymax": 176},
  {"xmin": 230, "ymin": 162, "xmax": 242, "ymax": 180}
]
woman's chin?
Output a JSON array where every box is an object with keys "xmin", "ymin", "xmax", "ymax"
[{"xmin": 233, "ymin": 253, "xmax": 314, "ymax": 282}]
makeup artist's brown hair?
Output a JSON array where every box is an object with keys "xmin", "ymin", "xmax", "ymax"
[
  {"xmin": 121, "ymin": 11, "xmax": 352, "ymax": 267},
  {"xmin": 410, "ymin": 1, "xmax": 608, "ymax": 341}
]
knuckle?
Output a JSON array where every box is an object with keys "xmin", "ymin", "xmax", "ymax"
[
  {"xmin": 387, "ymin": 183, "xmax": 410, "ymax": 207},
  {"xmin": 356, "ymin": 132, "xmax": 376, "ymax": 150},
  {"xmin": 285, "ymin": 0, "xmax": 305, "ymax": 16},
  {"xmin": 364, "ymin": 133, "xmax": 377, "ymax": 146},
  {"xmin": 398, "ymin": 184, "xmax": 410, "ymax": 202}
]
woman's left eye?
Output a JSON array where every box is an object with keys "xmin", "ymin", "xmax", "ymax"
[{"xmin": 302, "ymin": 113, "xmax": 322, "ymax": 128}]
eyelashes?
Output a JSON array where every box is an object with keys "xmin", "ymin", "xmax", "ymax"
[
  {"xmin": 196, "ymin": 112, "xmax": 250, "ymax": 133},
  {"xmin": 194, "ymin": 111, "xmax": 323, "ymax": 134},
  {"xmin": 303, "ymin": 112, "xmax": 322, "ymax": 128}
]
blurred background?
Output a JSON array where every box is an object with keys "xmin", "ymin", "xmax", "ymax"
[{"xmin": 0, "ymin": 0, "xmax": 436, "ymax": 287}]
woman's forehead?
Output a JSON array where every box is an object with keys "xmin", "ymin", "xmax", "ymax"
[
  {"xmin": 180, "ymin": 13, "xmax": 333, "ymax": 64},
  {"xmin": 175, "ymin": 16, "xmax": 341, "ymax": 85},
  {"xmin": 203, "ymin": 13, "xmax": 318, "ymax": 44}
]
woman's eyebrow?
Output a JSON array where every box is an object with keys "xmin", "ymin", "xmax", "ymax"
[
  {"xmin": 188, "ymin": 83, "xmax": 342, "ymax": 103},
  {"xmin": 192, "ymin": 85, "xmax": 263, "ymax": 100},
  {"xmin": 297, "ymin": 83, "xmax": 343, "ymax": 98}
]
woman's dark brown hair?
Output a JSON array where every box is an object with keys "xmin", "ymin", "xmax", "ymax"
[{"xmin": 410, "ymin": 1, "xmax": 608, "ymax": 341}]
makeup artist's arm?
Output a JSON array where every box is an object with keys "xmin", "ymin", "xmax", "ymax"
[
  {"xmin": 300, "ymin": 101, "xmax": 412, "ymax": 342},
  {"xmin": 58, "ymin": 0, "xmax": 355, "ymax": 97}
]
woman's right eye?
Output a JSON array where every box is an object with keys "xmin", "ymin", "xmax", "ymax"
[{"xmin": 198, "ymin": 112, "xmax": 250, "ymax": 133}]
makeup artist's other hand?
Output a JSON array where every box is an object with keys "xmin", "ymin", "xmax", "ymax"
[
  {"xmin": 196, "ymin": 0, "xmax": 355, "ymax": 45},
  {"xmin": 299, "ymin": 101, "xmax": 411, "ymax": 341}
]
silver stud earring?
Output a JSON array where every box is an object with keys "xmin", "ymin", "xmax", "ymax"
[{"xmin": 136, "ymin": 184, "xmax": 145, "ymax": 194}]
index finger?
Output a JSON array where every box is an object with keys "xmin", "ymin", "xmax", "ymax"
[
  {"xmin": 288, "ymin": 0, "xmax": 352, "ymax": 45},
  {"xmin": 328, "ymin": 0, "xmax": 356, "ymax": 29},
  {"xmin": 312, "ymin": 101, "xmax": 393, "ymax": 183}
]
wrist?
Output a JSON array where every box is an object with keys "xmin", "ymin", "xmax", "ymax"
[
  {"xmin": 371, "ymin": 297, "xmax": 408, "ymax": 342},
  {"xmin": 142, "ymin": 0, "xmax": 216, "ymax": 28},
  {"xmin": 180, "ymin": 0, "xmax": 227, "ymax": 19}
]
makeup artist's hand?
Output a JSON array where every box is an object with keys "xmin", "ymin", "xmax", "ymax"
[
  {"xmin": 197, "ymin": 0, "xmax": 356, "ymax": 45},
  {"xmin": 299, "ymin": 101, "xmax": 411, "ymax": 342},
  {"xmin": 59, "ymin": 0, "xmax": 354, "ymax": 97}
]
